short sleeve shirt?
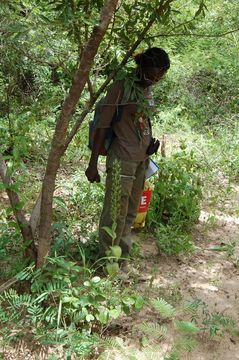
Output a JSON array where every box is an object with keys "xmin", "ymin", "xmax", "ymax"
[{"xmin": 97, "ymin": 80, "xmax": 152, "ymax": 161}]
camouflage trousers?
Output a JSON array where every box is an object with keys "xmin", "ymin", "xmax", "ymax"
[{"xmin": 99, "ymin": 150, "xmax": 148, "ymax": 256}]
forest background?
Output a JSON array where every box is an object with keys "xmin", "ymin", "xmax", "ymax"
[{"xmin": 0, "ymin": 0, "xmax": 238, "ymax": 359}]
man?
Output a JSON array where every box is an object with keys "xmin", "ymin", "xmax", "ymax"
[{"xmin": 85, "ymin": 47, "xmax": 170, "ymax": 257}]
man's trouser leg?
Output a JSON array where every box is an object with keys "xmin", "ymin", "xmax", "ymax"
[
  {"xmin": 120, "ymin": 160, "xmax": 147, "ymax": 255},
  {"xmin": 99, "ymin": 151, "xmax": 147, "ymax": 256}
]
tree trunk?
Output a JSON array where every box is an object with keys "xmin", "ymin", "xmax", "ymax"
[
  {"xmin": 37, "ymin": 0, "xmax": 119, "ymax": 267},
  {"xmin": 0, "ymin": 156, "xmax": 37, "ymax": 262}
]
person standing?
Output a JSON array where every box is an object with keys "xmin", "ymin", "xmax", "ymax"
[{"xmin": 85, "ymin": 47, "xmax": 170, "ymax": 257}]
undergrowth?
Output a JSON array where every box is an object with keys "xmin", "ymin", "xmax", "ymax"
[
  {"xmin": 1, "ymin": 260, "xmax": 238, "ymax": 359},
  {"xmin": 147, "ymin": 146, "xmax": 202, "ymax": 255},
  {"xmin": 0, "ymin": 256, "xmax": 144, "ymax": 358}
]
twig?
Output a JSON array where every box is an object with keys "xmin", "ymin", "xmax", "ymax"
[
  {"xmin": 0, "ymin": 154, "xmax": 37, "ymax": 261},
  {"xmin": 0, "ymin": 277, "xmax": 19, "ymax": 293},
  {"xmin": 147, "ymin": 27, "xmax": 239, "ymax": 39},
  {"xmin": 87, "ymin": 77, "xmax": 94, "ymax": 100},
  {"xmin": 161, "ymin": 135, "xmax": 166, "ymax": 157}
]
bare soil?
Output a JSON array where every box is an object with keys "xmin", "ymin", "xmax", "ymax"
[{"xmin": 101, "ymin": 186, "xmax": 239, "ymax": 360}]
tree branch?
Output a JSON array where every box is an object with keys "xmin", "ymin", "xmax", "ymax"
[
  {"xmin": 147, "ymin": 27, "xmax": 239, "ymax": 39},
  {"xmin": 0, "ymin": 277, "xmax": 19, "ymax": 294},
  {"xmin": 0, "ymin": 155, "xmax": 28, "ymax": 227},
  {"xmin": 30, "ymin": 192, "xmax": 42, "ymax": 236},
  {"xmin": 65, "ymin": 0, "xmax": 173, "ymax": 148},
  {"xmin": 0, "ymin": 155, "xmax": 37, "ymax": 261},
  {"xmin": 87, "ymin": 77, "xmax": 94, "ymax": 100}
]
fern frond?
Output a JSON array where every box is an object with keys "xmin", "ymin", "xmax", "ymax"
[
  {"xmin": 3, "ymin": 289, "xmax": 32, "ymax": 308},
  {"xmin": 16, "ymin": 263, "xmax": 35, "ymax": 281},
  {"xmin": 151, "ymin": 298, "xmax": 176, "ymax": 318},
  {"xmin": 43, "ymin": 306, "xmax": 58, "ymax": 324},
  {"xmin": 164, "ymin": 351, "xmax": 179, "ymax": 360},
  {"xmin": 174, "ymin": 320, "xmax": 200, "ymax": 334},
  {"xmin": 0, "ymin": 305, "xmax": 8, "ymax": 323},
  {"xmin": 101, "ymin": 336, "xmax": 124, "ymax": 350},
  {"xmin": 26, "ymin": 303, "xmax": 44, "ymax": 324},
  {"xmin": 141, "ymin": 322, "xmax": 167, "ymax": 341},
  {"xmin": 174, "ymin": 335, "xmax": 197, "ymax": 353},
  {"xmin": 141, "ymin": 345, "xmax": 162, "ymax": 360},
  {"xmin": 0, "ymin": 289, "xmax": 33, "ymax": 322},
  {"xmin": 32, "ymin": 279, "xmax": 68, "ymax": 298},
  {"xmin": 183, "ymin": 298, "xmax": 205, "ymax": 320}
]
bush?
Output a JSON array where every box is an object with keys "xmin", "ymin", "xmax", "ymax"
[
  {"xmin": 148, "ymin": 147, "xmax": 202, "ymax": 230},
  {"xmin": 147, "ymin": 147, "xmax": 202, "ymax": 255},
  {"xmin": 155, "ymin": 224, "xmax": 193, "ymax": 255}
]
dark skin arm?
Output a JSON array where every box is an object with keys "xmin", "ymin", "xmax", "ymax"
[{"xmin": 85, "ymin": 128, "xmax": 107, "ymax": 183}]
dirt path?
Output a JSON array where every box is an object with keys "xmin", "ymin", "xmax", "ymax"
[{"xmin": 101, "ymin": 188, "xmax": 239, "ymax": 360}]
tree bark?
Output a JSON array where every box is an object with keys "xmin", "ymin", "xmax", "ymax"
[
  {"xmin": 37, "ymin": 0, "xmax": 119, "ymax": 267},
  {"xmin": 0, "ymin": 155, "xmax": 37, "ymax": 262}
]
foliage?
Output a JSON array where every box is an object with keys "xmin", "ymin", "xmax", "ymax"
[
  {"xmin": 140, "ymin": 322, "xmax": 168, "ymax": 341},
  {"xmin": 147, "ymin": 146, "xmax": 201, "ymax": 254},
  {"xmin": 99, "ymin": 296, "xmax": 238, "ymax": 360},
  {"xmin": 155, "ymin": 224, "xmax": 193, "ymax": 255},
  {"xmin": 151, "ymin": 297, "xmax": 176, "ymax": 318},
  {"xmin": 0, "ymin": 256, "xmax": 144, "ymax": 357},
  {"xmin": 0, "ymin": 0, "xmax": 238, "ymax": 357},
  {"xmin": 184, "ymin": 298, "xmax": 239, "ymax": 337},
  {"xmin": 149, "ymin": 147, "xmax": 202, "ymax": 229}
]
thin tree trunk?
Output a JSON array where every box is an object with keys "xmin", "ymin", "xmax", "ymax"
[
  {"xmin": 37, "ymin": 0, "xmax": 119, "ymax": 267},
  {"xmin": 161, "ymin": 135, "xmax": 166, "ymax": 157},
  {"xmin": 0, "ymin": 155, "xmax": 37, "ymax": 262}
]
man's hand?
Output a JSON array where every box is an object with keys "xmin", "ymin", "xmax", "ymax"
[
  {"xmin": 146, "ymin": 138, "xmax": 160, "ymax": 155},
  {"xmin": 85, "ymin": 165, "xmax": 101, "ymax": 183}
]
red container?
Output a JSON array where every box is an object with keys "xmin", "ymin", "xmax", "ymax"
[
  {"xmin": 134, "ymin": 181, "xmax": 154, "ymax": 228},
  {"xmin": 138, "ymin": 189, "xmax": 153, "ymax": 213}
]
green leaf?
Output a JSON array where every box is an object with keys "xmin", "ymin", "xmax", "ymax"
[
  {"xmin": 102, "ymin": 226, "xmax": 116, "ymax": 240},
  {"xmin": 110, "ymin": 245, "xmax": 122, "ymax": 259},
  {"xmin": 208, "ymin": 245, "xmax": 229, "ymax": 252},
  {"xmin": 97, "ymin": 310, "xmax": 109, "ymax": 324},
  {"xmin": 86, "ymin": 314, "xmax": 95, "ymax": 322},
  {"xmin": 91, "ymin": 276, "xmax": 101, "ymax": 284},
  {"xmin": 79, "ymin": 296, "xmax": 91, "ymax": 307},
  {"xmin": 106, "ymin": 262, "xmax": 119, "ymax": 277},
  {"xmin": 8, "ymin": 221, "xmax": 19, "ymax": 230},
  {"xmin": 122, "ymin": 297, "xmax": 135, "ymax": 306},
  {"xmin": 134, "ymin": 295, "xmax": 144, "ymax": 310},
  {"xmin": 109, "ymin": 307, "xmax": 121, "ymax": 319}
]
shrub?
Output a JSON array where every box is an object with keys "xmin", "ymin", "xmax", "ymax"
[
  {"xmin": 155, "ymin": 224, "xmax": 193, "ymax": 255},
  {"xmin": 148, "ymin": 147, "xmax": 202, "ymax": 230},
  {"xmin": 147, "ymin": 147, "xmax": 202, "ymax": 255}
]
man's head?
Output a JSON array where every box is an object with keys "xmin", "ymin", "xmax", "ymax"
[{"xmin": 135, "ymin": 47, "xmax": 170, "ymax": 87}]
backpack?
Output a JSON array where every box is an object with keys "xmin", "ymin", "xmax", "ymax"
[{"xmin": 88, "ymin": 84, "xmax": 129, "ymax": 156}]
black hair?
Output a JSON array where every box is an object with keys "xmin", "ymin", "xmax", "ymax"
[{"xmin": 134, "ymin": 47, "xmax": 170, "ymax": 70}]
